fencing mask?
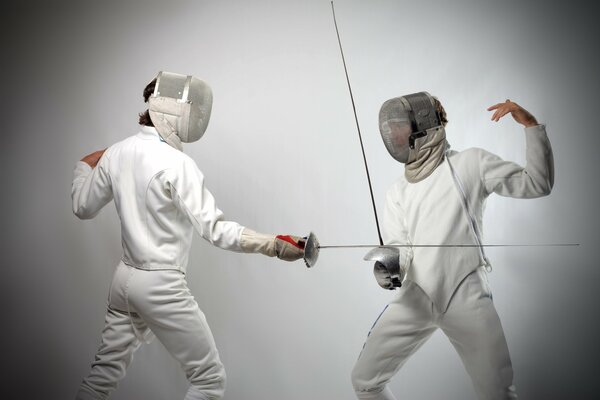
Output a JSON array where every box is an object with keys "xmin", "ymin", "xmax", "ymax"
[
  {"xmin": 378, "ymin": 92, "xmax": 445, "ymax": 164},
  {"xmin": 379, "ymin": 92, "xmax": 449, "ymax": 182},
  {"xmin": 148, "ymin": 71, "xmax": 213, "ymax": 151}
]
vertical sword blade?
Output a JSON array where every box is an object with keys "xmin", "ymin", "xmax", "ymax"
[{"xmin": 331, "ymin": 1, "xmax": 383, "ymax": 245}]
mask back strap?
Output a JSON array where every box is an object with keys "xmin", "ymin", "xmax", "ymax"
[{"xmin": 179, "ymin": 75, "xmax": 192, "ymax": 104}]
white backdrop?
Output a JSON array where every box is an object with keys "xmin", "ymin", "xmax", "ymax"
[{"xmin": 2, "ymin": 0, "xmax": 599, "ymax": 399}]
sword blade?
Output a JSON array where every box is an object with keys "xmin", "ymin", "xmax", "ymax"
[
  {"xmin": 318, "ymin": 244, "xmax": 580, "ymax": 249},
  {"xmin": 331, "ymin": 1, "xmax": 383, "ymax": 245}
]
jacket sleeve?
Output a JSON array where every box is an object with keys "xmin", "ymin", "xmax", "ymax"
[
  {"xmin": 381, "ymin": 183, "xmax": 409, "ymax": 246},
  {"xmin": 167, "ymin": 158, "xmax": 245, "ymax": 252},
  {"xmin": 479, "ymin": 124, "xmax": 554, "ymax": 198},
  {"xmin": 71, "ymin": 156, "xmax": 113, "ymax": 220},
  {"xmin": 381, "ymin": 183, "xmax": 413, "ymax": 272}
]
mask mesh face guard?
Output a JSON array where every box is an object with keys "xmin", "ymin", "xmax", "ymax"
[
  {"xmin": 379, "ymin": 92, "xmax": 443, "ymax": 163},
  {"xmin": 379, "ymin": 117, "xmax": 412, "ymax": 163},
  {"xmin": 148, "ymin": 71, "xmax": 213, "ymax": 150},
  {"xmin": 379, "ymin": 97, "xmax": 412, "ymax": 163}
]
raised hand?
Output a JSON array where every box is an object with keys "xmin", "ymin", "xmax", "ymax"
[{"xmin": 487, "ymin": 100, "xmax": 538, "ymax": 128}]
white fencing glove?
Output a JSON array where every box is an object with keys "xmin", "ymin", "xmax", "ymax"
[
  {"xmin": 240, "ymin": 229, "xmax": 305, "ymax": 262},
  {"xmin": 373, "ymin": 261, "xmax": 399, "ymax": 290},
  {"xmin": 364, "ymin": 246, "xmax": 413, "ymax": 290},
  {"xmin": 274, "ymin": 235, "xmax": 306, "ymax": 261}
]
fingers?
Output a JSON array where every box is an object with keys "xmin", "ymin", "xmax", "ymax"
[
  {"xmin": 487, "ymin": 100, "xmax": 510, "ymax": 111},
  {"xmin": 486, "ymin": 103, "xmax": 503, "ymax": 111},
  {"xmin": 491, "ymin": 107, "xmax": 511, "ymax": 122},
  {"xmin": 488, "ymin": 100, "xmax": 516, "ymax": 122}
]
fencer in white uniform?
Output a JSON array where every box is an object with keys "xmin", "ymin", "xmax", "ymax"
[
  {"xmin": 352, "ymin": 93, "xmax": 554, "ymax": 400},
  {"xmin": 72, "ymin": 72, "xmax": 307, "ymax": 400}
]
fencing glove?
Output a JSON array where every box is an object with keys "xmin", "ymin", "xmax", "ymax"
[
  {"xmin": 240, "ymin": 229, "xmax": 305, "ymax": 262},
  {"xmin": 364, "ymin": 246, "xmax": 413, "ymax": 290}
]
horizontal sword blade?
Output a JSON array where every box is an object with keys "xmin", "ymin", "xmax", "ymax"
[{"xmin": 318, "ymin": 244, "xmax": 579, "ymax": 249}]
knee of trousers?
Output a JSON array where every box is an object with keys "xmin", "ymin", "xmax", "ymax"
[
  {"xmin": 351, "ymin": 361, "xmax": 387, "ymax": 395},
  {"xmin": 187, "ymin": 362, "xmax": 227, "ymax": 398},
  {"xmin": 75, "ymin": 385, "xmax": 107, "ymax": 400}
]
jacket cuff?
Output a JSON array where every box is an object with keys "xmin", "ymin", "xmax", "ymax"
[
  {"xmin": 239, "ymin": 228, "xmax": 276, "ymax": 256},
  {"xmin": 524, "ymin": 123, "xmax": 546, "ymax": 134}
]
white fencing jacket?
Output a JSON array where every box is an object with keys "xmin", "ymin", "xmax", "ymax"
[
  {"xmin": 382, "ymin": 125, "xmax": 554, "ymax": 312},
  {"xmin": 72, "ymin": 126, "xmax": 245, "ymax": 273}
]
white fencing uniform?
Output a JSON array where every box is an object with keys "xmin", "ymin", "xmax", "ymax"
[
  {"xmin": 352, "ymin": 125, "xmax": 554, "ymax": 400},
  {"xmin": 72, "ymin": 126, "xmax": 248, "ymax": 400}
]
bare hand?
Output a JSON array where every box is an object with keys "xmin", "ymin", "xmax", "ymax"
[
  {"xmin": 487, "ymin": 100, "xmax": 538, "ymax": 128},
  {"xmin": 81, "ymin": 149, "xmax": 107, "ymax": 168}
]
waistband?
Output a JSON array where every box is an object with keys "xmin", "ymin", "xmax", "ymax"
[{"xmin": 121, "ymin": 257, "xmax": 186, "ymax": 274}]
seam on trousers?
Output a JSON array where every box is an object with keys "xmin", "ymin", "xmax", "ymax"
[
  {"xmin": 369, "ymin": 304, "xmax": 389, "ymax": 335},
  {"xmin": 371, "ymin": 329, "xmax": 432, "ymax": 388},
  {"xmin": 357, "ymin": 304, "xmax": 389, "ymax": 360}
]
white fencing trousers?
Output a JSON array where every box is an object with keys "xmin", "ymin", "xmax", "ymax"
[
  {"xmin": 76, "ymin": 262, "xmax": 226, "ymax": 400},
  {"xmin": 352, "ymin": 268, "xmax": 517, "ymax": 400}
]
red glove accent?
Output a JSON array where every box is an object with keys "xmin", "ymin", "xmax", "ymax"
[{"xmin": 275, "ymin": 235, "xmax": 305, "ymax": 250}]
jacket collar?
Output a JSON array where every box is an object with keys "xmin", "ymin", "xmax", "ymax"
[{"xmin": 137, "ymin": 125, "xmax": 165, "ymax": 142}]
